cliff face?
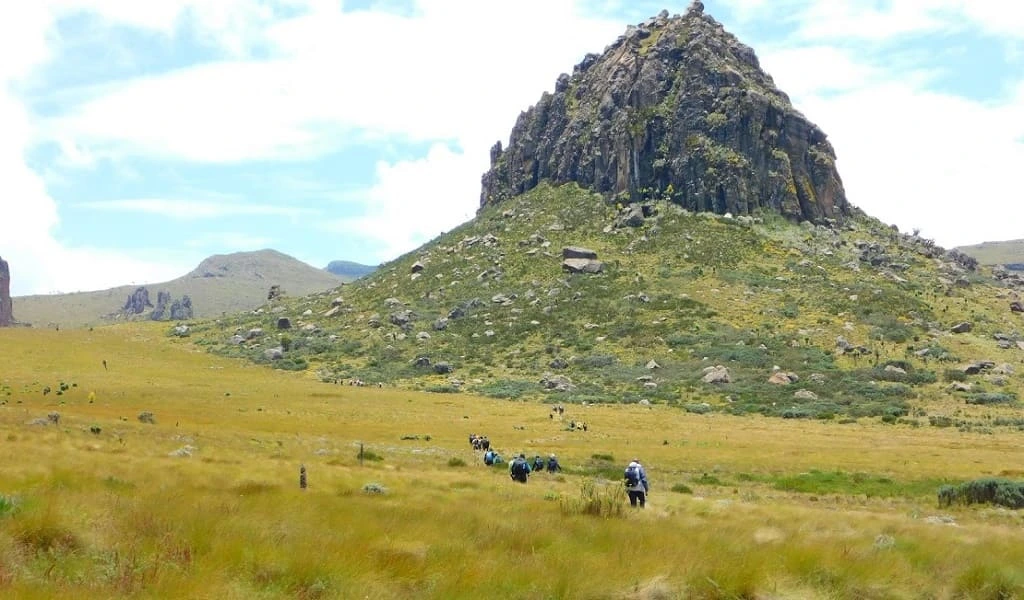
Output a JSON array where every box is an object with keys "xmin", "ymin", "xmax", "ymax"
[
  {"xmin": 481, "ymin": 3, "xmax": 850, "ymax": 223},
  {"xmin": 0, "ymin": 256, "xmax": 12, "ymax": 326}
]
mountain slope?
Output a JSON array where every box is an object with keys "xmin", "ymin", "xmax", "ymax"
[
  {"xmin": 15, "ymin": 249, "xmax": 344, "ymax": 328},
  {"xmin": 189, "ymin": 182, "xmax": 1024, "ymax": 425}
]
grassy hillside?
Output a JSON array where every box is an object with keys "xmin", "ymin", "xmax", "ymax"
[
  {"xmin": 958, "ymin": 239, "xmax": 1024, "ymax": 267},
  {"xmin": 13, "ymin": 249, "xmax": 344, "ymax": 328},
  {"xmin": 1, "ymin": 324, "xmax": 1023, "ymax": 598},
  {"xmin": 189, "ymin": 182, "xmax": 1024, "ymax": 425}
]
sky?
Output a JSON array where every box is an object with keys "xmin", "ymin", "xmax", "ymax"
[{"xmin": 2, "ymin": 0, "xmax": 1023, "ymax": 296}]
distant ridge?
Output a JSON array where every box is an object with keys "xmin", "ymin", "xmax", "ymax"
[
  {"xmin": 957, "ymin": 239, "xmax": 1024, "ymax": 270},
  {"xmin": 325, "ymin": 260, "xmax": 377, "ymax": 279},
  {"xmin": 14, "ymin": 249, "xmax": 344, "ymax": 328}
]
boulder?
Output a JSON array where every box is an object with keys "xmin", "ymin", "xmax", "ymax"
[
  {"xmin": 645, "ymin": 359, "xmax": 661, "ymax": 370},
  {"xmin": 794, "ymin": 389, "xmax": 818, "ymax": 400},
  {"xmin": 950, "ymin": 322, "xmax": 973, "ymax": 334},
  {"xmin": 767, "ymin": 371, "xmax": 797, "ymax": 385},
  {"xmin": 549, "ymin": 358, "xmax": 569, "ymax": 369},
  {"xmin": 1011, "ymin": 301, "xmax": 1024, "ymax": 313},
  {"xmin": 264, "ymin": 347, "xmax": 284, "ymax": 360},
  {"xmin": 562, "ymin": 258, "xmax": 604, "ymax": 274},
  {"xmin": 277, "ymin": 317, "xmax": 292, "ymax": 330},
  {"xmin": 540, "ymin": 373, "xmax": 576, "ymax": 392},
  {"xmin": 413, "ymin": 356, "xmax": 431, "ymax": 368},
  {"xmin": 247, "ymin": 328, "xmax": 264, "ymax": 340},
  {"xmin": 562, "ymin": 246, "xmax": 598, "ymax": 260},
  {"xmin": 433, "ymin": 362, "xmax": 453, "ymax": 374},
  {"xmin": 411, "ymin": 261, "xmax": 425, "ymax": 273},
  {"xmin": 702, "ymin": 366, "xmax": 731, "ymax": 384}
]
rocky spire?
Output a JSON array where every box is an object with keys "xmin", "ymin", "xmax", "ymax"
[
  {"xmin": 481, "ymin": 7, "xmax": 850, "ymax": 223},
  {"xmin": 0, "ymin": 256, "xmax": 13, "ymax": 326}
]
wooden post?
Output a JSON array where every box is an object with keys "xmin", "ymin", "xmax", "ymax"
[
  {"xmin": 299, "ymin": 464, "xmax": 307, "ymax": 490},
  {"xmin": 359, "ymin": 443, "xmax": 364, "ymax": 466}
]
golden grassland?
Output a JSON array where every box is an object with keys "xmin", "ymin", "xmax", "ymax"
[{"xmin": 2, "ymin": 325, "xmax": 1024, "ymax": 599}]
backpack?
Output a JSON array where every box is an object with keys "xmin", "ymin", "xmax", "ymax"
[
  {"xmin": 513, "ymin": 459, "xmax": 529, "ymax": 477},
  {"xmin": 624, "ymin": 465, "xmax": 641, "ymax": 487}
]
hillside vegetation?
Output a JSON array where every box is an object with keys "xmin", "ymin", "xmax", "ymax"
[
  {"xmin": 189, "ymin": 183, "xmax": 1024, "ymax": 428},
  {"xmin": 14, "ymin": 250, "xmax": 344, "ymax": 328},
  {"xmin": 1, "ymin": 325, "xmax": 1023, "ymax": 598}
]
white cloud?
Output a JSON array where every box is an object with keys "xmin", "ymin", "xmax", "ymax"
[
  {"xmin": 320, "ymin": 143, "xmax": 480, "ymax": 262},
  {"xmin": 760, "ymin": 45, "xmax": 1024, "ymax": 248},
  {"xmin": 81, "ymin": 198, "xmax": 313, "ymax": 219}
]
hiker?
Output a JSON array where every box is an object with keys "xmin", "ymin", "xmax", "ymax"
[
  {"xmin": 481, "ymin": 437, "xmax": 491, "ymax": 451},
  {"xmin": 510, "ymin": 453, "xmax": 531, "ymax": 483},
  {"xmin": 624, "ymin": 459, "xmax": 649, "ymax": 508},
  {"xmin": 483, "ymin": 449, "xmax": 497, "ymax": 466},
  {"xmin": 532, "ymin": 455, "xmax": 545, "ymax": 473},
  {"xmin": 546, "ymin": 454, "xmax": 562, "ymax": 473}
]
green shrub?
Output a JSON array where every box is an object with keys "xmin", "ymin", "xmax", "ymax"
[
  {"xmin": 671, "ymin": 483, "xmax": 693, "ymax": 494},
  {"xmin": 966, "ymin": 393, "xmax": 1016, "ymax": 405},
  {"xmin": 447, "ymin": 457, "xmax": 466, "ymax": 467},
  {"xmin": 929, "ymin": 416, "xmax": 954, "ymax": 428},
  {"xmin": 425, "ymin": 384, "xmax": 461, "ymax": 394},
  {"xmin": 477, "ymin": 379, "xmax": 536, "ymax": 399},
  {"xmin": 358, "ymin": 449, "xmax": 383, "ymax": 462},
  {"xmin": 943, "ymin": 369, "xmax": 968, "ymax": 382},
  {"xmin": 938, "ymin": 478, "xmax": 1024, "ymax": 509}
]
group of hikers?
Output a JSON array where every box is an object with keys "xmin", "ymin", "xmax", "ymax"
[{"xmin": 470, "ymin": 433, "xmax": 650, "ymax": 508}]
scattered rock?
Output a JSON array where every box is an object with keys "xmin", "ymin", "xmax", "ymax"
[
  {"xmin": 1011, "ymin": 301, "xmax": 1023, "ymax": 313},
  {"xmin": 562, "ymin": 258, "xmax": 605, "ymax": 274},
  {"xmin": 138, "ymin": 412, "xmax": 156, "ymax": 424},
  {"xmin": 540, "ymin": 373, "xmax": 576, "ymax": 392},
  {"xmin": 169, "ymin": 445, "xmax": 196, "ymax": 458},
  {"xmin": 413, "ymin": 356, "xmax": 431, "ymax": 368},
  {"xmin": 411, "ymin": 261, "xmax": 425, "ymax": 274},
  {"xmin": 767, "ymin": 371, "xmax": 798, "ymax": 385},
  {"xmin": 702, "ymin": 365, "xmax": 731, "ymax": 384},
  {"xmin": 264, "ymin": 347, "xmax": 284, "ymax": 360},
  {"xmin": 794, "ymin": 389, "xmax": 818, "ymax": 400},
  {"xmin": 549, "ymin": 358, "xmax": 569, "ymax": 369},
  {"xmin": 562, "ymin": 246, "xmax": 598, "ymax": 260},
  {"xmin": 434, "ymin": 362, "xmax": 453, "ymax": 374},
  {"xmin": 646, "ymin": 359, "xmax": 661, "ymax": 370},
  {"xmin": 276, "ymin": 317, "xmax": 292, "ymax": 330},
  {"xmin": 433, "ymin": 318, "xmax": 449, "ymax": 331},
  {"xmin": 950, "ymin": 322, "xmax": 973, "ymax": 334}
]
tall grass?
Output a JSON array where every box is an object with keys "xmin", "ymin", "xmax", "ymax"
[{"xmin": 2, "ymin": 325, "xmax": 1024, "ymax": 598}]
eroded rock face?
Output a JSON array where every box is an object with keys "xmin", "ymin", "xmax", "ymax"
[
  {"xmin": 0, "ymin": 256, "xmax": 12, "ymax": 326},
  {"xmin": 481, "ymin": 6, "xmax": 850, "ymax": 224}
]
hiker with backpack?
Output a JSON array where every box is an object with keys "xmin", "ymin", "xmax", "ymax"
[
  {"xmin": 624, "ymin": 459, "xmax": 649, "ymax": 508},
  {"xmin": 532, "ymin": 455, "xmax": 545, "ymax": 473},
  {"xmin": 510, "ymin": 453, "xmax": 531, "ymax": 483},
  {"xmin": 483, "ymin": 449, "xmax": 497, "ymax": 466},
  {"xmin": 546, "ymin": 454, "xmax": 562, "ymax": 473}
]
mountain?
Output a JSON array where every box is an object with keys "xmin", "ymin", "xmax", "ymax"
[
  {"xmin": 325, "ymin": 260, "xmax": 377, "ymax": 279},
  {"xmin": 14, "ymin": 249, "xmax": 344, "ymax": 328},
  {"xmin": 187, "ymin": 7, "xmax": 1024, "ymax": 424},
  {"xmin": 481, "ymin": 5, "xmax": 849, "ymax": 224},
  {"xmin": 957, "ymin": 239, "xmax": 1024, "ymax": 270}
]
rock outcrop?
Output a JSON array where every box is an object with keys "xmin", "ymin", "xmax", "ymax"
[
  {"xmin": 481, "ymin": 5, "xmax": 850, "ymax": 224},
  {"xmin": 123, "ymin": 286, "xmax": 153, "ymax": 315},
  {"xmin": 0, "ymin": 256, "xmax": 12, "ymax": 326}
]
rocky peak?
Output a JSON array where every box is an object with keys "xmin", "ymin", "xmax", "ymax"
[
  {"xmin": 481, "ymin": 5, "xmax": 850, "ymax": 223},
  {"xmin": 0, "ymin": 256, "xmax": 13, "ymax": 326}
]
